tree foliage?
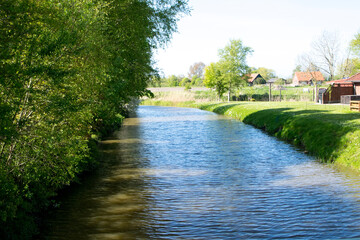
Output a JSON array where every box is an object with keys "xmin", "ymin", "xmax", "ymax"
[
  {"xmin": 204, "ymin": 39, "xmax": 252, "ymax": 101},
  {"xmin": 252, "ymin": 67, "xmax": 276, "ymax": 81},
  {"xmin": 0, "ymin": 0, "xmax": 189, "ymax": 237},
  {"xmin": 204, "ymin": 62, "xmax": 226, "ymax": 100},
  {"xmin": 351, "ymin": 32, "xmax": 360, "ymax": 56},
  {"xmin": 336, "ymin": 57, "xmax": 360, "ymax": 79},
  {"xmin": 348, "ymin": 32, "xmax": 360, "ymax": 75}
]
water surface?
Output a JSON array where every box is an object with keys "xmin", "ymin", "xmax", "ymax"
[{"xmin": 42, "ymin": 106, "xmax": 360, "ymax": 239}]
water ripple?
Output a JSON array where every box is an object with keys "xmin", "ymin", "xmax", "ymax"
[{"xmin": 42, "ymin": 106, "xmax": 360, "ymax": 239}]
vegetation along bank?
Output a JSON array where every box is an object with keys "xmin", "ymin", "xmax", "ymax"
[
  {"xmin": 143, "ymin": 98, "xmax": 360, "ymax": 173},
  {"xmin": 0, "ymin": 0, "xmax": 189, "ymax": 239}
]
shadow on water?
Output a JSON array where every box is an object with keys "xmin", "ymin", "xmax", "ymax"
[
  {"xmin": 40, "ymin": 113, "xmax": 158, "ymax": 239},
  {"xmin": 39, "ymin": 105, "xmax": 360, "ymax": 239}
]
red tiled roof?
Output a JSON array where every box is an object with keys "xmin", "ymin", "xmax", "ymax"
[
  {"xmin": 347, "ymin": 72, "xmax": 360, "ymax": 81},
  {"xmin": 326, "ymin": 79, "xmax": 350, "ymax": 84},
  {"xmin": 327, "ymin": 73, "xmax": 360, "ymax": 84},
  {"xmin": 295, "ymin": 71, "xmax": 325, "ymax": 81}
]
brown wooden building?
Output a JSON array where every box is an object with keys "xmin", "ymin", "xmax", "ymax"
[
  {"xmin": 321, "ymin": 73, "xmax": 360, "ymax": 104},
  {"xmin": 348, "ymin": 72, "xmax": 360, "ymax": 94}
]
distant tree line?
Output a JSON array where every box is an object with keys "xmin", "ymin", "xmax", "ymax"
[
  {"xmin": 150, "ymin": 62, "xmax": 206, "ymax": 88},
  {"xmin": 0, "ymin": 0, "xmax": 188, "ymax": 238}
]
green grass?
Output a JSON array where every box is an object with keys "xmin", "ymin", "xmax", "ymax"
[
  {"xmin": 143, "ymin": 98, "xmax": 360, "ymax": 173},
  {"xmin": 236, "ymin": 86, "xmax": 317, "ymax": 101}
]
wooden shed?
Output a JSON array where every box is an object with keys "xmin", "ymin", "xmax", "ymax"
[
  {"xmin": 321, "ymin": 73, "xmax": 360, "ymax": 104},
  {"xmin": 321, "ymin": 82, "xmax": 354, "ymax": 104},
  {"xmin": 347, "ymin": 73, "xmax": 360, "ymax": 94}
]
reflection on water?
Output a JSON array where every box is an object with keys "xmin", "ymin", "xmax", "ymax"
[{"xmin": 42, "ymin": 106, "xmax": 360, "ymax": 239}]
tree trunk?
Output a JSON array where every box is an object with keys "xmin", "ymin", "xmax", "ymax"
[
  {"xmin": 227, "ymin": 82, "xmax": 232, "ymax": 102},
  {"xmin": 269, "ymin": 83, "xmax": 272, "ymax": 101}
]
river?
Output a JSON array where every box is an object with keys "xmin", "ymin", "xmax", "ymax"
[{"xmin": 41, "ymin": 106, "xmax": 360, "ymax": 239}]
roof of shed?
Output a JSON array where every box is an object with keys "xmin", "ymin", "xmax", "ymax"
[
  {"xmin": 327, "ymin": 73, "xmax": 360, "ymax": 84},
  {"xmin": 347, "ymin": 72, "xmax": 360, "ymax": 82},
  {"xmin": 326, "ymin": 79, "xmax": 350, "ymax": 84}
]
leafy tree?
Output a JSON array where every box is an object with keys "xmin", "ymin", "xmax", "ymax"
[
  {"xmin": 336, "ymin": 58, "xmax": 360, "ymax": 79},
  {"xmin": 180, "ymin": 77, "xmax": 191, "ymax": 86},
  {"xmin": 252, "ymin": 67, "xmax": 276, "ymax": 80},
  {"xmin": 252, "ymin": 76, "xmax": 266, "ymax": 85},
  {"xmin": 351, "ymin": 32, "xmax": 360, "ymax": 56},
  {"xmin": 274, "ymin": 78, "xmax": 286, "ymax": 85},
  {"xmin": 204, "ymin": 62, "xmax": 226, "ymax": 101},
  {"xmin": 166, "ymin": 75, "xmax": 181, "ymax": 86},
  {"xmin": 218, "ymin": 39, "xmax": 253, "ymax": 101},
  {"xmin": 348, "ymin": 32, "xmax": 360, "ymax": 76},
  {"xmin": 0, "ymin": 0, "xmax": 189, "ymax": 237},
  {"xmin": 292, "ymin": 65, "xmax": 303, "ymax": 76},
  {"xmin": 190, "ymin": 75, "xmax": 201, "ymax": 86}
]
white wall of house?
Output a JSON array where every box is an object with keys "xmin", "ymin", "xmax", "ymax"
[{"xmin": 292, "ymin": 75, "xmax": 299, "ymax": 85}]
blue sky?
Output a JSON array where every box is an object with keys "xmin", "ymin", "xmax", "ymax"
[{"xmin": 154, "ymin": 0, "xmax": 360, "ymax": 78}]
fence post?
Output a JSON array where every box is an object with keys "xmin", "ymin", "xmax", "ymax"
[{"xmin": 269, "ymin": 83, "xmax": 272, "ymax": 101}]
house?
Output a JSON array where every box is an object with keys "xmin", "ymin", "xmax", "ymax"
[
  {"xmin": 247, "ymin": 73, "xmax": 266, "ymax": 86},
  {"xmin": 321, "ymin": 81, "xmax": 354, "ymax": 104},
  {"xmin": 321, "ymin": 73, "xmax": 360, "ymax": 104},
  {"xmin": 346, "ymin": 72, "xmax": 360, "ymax": 95},
  {"xmin": 292, "ymin": 71, "xmax": 325, "ymax": 85}
]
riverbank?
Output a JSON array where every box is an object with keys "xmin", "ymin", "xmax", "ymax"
[{"xmin": 142, "ymin": 99, "xmax": 360, "ymax": 173}]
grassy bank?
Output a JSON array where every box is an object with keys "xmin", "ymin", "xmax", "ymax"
[{"xmin": 143, "ymin": 98, "xmax": 360, "ymax": 173}]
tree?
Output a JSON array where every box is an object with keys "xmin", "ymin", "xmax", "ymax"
[
  {"xmin": 297, "ymin": 53, "xmax": 322, "ymax": 102},
  {"xmin": 337, "ymin": 57, "xmax": 360, "ymax": 79},
  {"xmin": 311, "ymin": 31, "xmax": 340, "ymax": 80},
  {"xmin": 0, "ymin": 0, "xmax": 189, "ymax": 237},
  {"xmin": 188, "ymin": 62, "xmax": 205, "ymax": 79},
  {"xmin": 346, "ymin": 32, "xmax": 360, "ymax": 76},
  {"xmin": 204, "ymin": 62, "xmax": 226, "ymax": 101},
  {"xmin": 218, "ymin": 39, "xmax": 253, "ymax": 101},
  {"xmin": 252, "ymin": 67, "xmax": 276, "ymax": 81},
  {"xmin": 292, "ymin": 65, "xmax": 302, "ymax": 76},
  {"xmin": 180, "ymin": 77, "xmax": 191, "ymax": 86},
  {"xmin": 350, "ymin": 32, "xmax": 360, "ymax": 56},
  {"xmin": 165, "ymin": 75, "xmax": 181, "ymax": 86}
]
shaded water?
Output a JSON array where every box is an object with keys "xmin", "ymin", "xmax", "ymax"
[{"xmin": 42, "ymin": 106, "xmax": 360, "ymax": 239}]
